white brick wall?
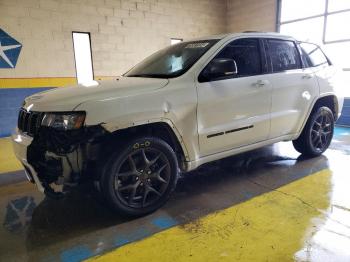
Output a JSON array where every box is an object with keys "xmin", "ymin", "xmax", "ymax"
[
  {"xmin": 227, "ymin": 0, "xmax": 276, "ymax": 33},
  {"xmin": 0, "ymin": 0, "xmax": 227, "ymax": 78}
]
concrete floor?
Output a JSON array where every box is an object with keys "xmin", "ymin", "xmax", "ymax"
[{"xmin": 0, "ymin": 128, "xmax": 349, "ymax": 262}]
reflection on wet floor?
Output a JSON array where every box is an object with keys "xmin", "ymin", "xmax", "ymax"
[
  {"xmin": 295, "ymin": 150, "xmax": 350, "ymax": 262},
  {"xmin": 0, "ymin": 132, "xmax": 349, "ymax": 261}
]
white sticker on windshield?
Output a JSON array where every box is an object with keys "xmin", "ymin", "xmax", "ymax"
[{"xmin": 185, "ymin": 42, "xmax": 209, "ymax": 49}]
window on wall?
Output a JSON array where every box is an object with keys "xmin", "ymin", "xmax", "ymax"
[
  {"xmin": 72, "ymin": 32, "xmax": 94, "ymax": 84},
  {"xmin": 278, "ymin": 0, "xmax": 350, "ymax": 71},
  {"xmin": 325, "ymin": 11, "xmax": 350, "ymax": 42},
  {"xmin": 170, "ymin": 38, "xmax": 183, "ymax": 45},
  {"xmin": 280, "ymin": 0, "xmax": 326, "ymax": 22}
]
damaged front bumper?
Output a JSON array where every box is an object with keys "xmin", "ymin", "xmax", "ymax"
[
  {"xmin": 11, "ymin": 126, "xmax": 106, "ymax": 198},
  {"xmin": 12, "ymin": 131, "xmax": 45, "ymax": 193}
]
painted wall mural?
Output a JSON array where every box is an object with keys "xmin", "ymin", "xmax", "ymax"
[{"xmin": 0, "ymin": 29, "xmax": 22, "ymax": 69}]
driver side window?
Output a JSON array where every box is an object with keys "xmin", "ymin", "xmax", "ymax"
[{"xmin": 199, "ymin": 38, "xmax": 262, "ymax": 82}]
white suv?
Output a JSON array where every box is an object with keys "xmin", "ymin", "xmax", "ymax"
[{"xmin": 12, "ymin": 32, "xmax": 344, "ymax": 216}]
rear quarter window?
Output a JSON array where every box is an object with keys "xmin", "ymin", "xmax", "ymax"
[{"xmin": 299, "ymin": 42, "xmax": 330, "ymax": 67}]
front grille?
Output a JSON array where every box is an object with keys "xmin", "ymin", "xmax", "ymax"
[{"xmin": 17, "ymin": 108, "xmax": 43, "ymax": 136}]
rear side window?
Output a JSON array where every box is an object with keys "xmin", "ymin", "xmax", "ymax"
[
  {"xmin": 214, "ymin": 38, "xmax": 262, "ymax": 77},
  {"xmin": 267, "ymin": 39, "xmax": 301, "ymax": 72},
  {"xmin": 299, "ymin": 42, "xmax": 329, "ymax": 67}
]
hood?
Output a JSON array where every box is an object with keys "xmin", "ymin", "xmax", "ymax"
[{"xmin": 23, "ymin": 77, "xmax": 169, "ymax": 112}]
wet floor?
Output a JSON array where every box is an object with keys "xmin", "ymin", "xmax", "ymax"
[{"xmin": 0, "ymin": 129, "xmax": 349, "ymax": 262}]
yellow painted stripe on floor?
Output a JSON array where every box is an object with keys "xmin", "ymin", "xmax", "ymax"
[
  {"xmin": 88, "ymin": 169, "xmax": 331, "ymax": 262},
  {"xmin": 0, "ymin": 76, "xmax": 115, "ymax": 88},
  {"xmin": 0, "ymin": 137, "xmax": 23, "ymax": 174}
]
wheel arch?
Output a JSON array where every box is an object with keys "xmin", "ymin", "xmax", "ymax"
[
  {"xmin": 312, "ymin": 95, "xmax": 339, "ymax": 120},
  {"xmin": 101, "ymin": 120, "xmax": 190, "ymax": 171},
  {"xmin": 297, "ymin": 94, "xmax": 339, "ymax": 137}
]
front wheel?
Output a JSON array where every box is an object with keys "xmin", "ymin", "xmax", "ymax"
[
  {"xmin": 293, "ymin": 106, "xmax": 334, "ymax": 156},
  {"xmin": 100, "ymin": 137, "xmax": 178, "ymax": 216}
]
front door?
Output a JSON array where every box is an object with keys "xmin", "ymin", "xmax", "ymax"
[{"xmin": 196, "ymin": 38, "xmax": 272, "ymax": 156}]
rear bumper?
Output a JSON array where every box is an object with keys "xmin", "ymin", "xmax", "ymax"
[{"xmin": 11, "ymin": 129, "xmax": 45, "ymax": 193}]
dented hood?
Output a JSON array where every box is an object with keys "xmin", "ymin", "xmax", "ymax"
[{"xmin": 23, "ymin": 77, "xmax": 169, "ymax": 112}]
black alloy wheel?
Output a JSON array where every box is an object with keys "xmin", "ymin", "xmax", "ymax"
[
  {"xmin": 293, "ymin": 106, "xmax": 334, "ymax": 156},
  {"xmin": 101, "ymin": 137, "xmax": 178, "ymax": 216},
  {"xmin": 115, "ymin": 147, "xmax": 171, "ymax": 208},
  {"xmin": 310, "ymin": 109, "xmax": 333, "ymax": 153}
]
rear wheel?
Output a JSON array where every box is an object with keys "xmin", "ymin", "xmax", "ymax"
[
  {"xmin": 293, "ymin": 106, "xmax": 334, "ymax": 156},
  {"xmin": 100, "ymin": 137, "xmax": 178, "ymax": 216}
]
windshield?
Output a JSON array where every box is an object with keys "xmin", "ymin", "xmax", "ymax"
[{"xmin": 125, "ymin": 39, "xmax": 219, "ymax": 78}]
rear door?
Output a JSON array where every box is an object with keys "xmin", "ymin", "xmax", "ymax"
[{"xmin": 264, "ymin": 38, "xmax": 319, "ymax": 138}]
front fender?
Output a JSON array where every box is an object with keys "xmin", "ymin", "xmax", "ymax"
[
  {"xmin": 75, "ymin": 90, "xmax": 199, "ymax": 165},
  {"xmin": 101, "ymin": 117, "xmax": 191, "ymax": 162}
]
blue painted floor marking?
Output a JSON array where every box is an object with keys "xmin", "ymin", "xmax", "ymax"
[
  {"xmin": 60, "ymin": 245, "xmax": 93, "ymax": 262},
  {"xmin": 58, "ymin": 214, "xmax": 180, "ymax": 261},
  {"xmin": 151, "ymin": 216, "xmax": 178, "ymax": 229}
]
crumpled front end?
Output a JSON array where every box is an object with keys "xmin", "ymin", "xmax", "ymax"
[{"xmin": 12, "ymin": 108, "xmax": 106, "ymax": 198}]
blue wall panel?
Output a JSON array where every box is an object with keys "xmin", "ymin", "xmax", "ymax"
[
  {"xmin": 0, "ymin": 88, "xmax": 53, "ymax": 137},
  {"xmin": 337, "ymin": 98, "xmax": 350, "ymax": 126}
]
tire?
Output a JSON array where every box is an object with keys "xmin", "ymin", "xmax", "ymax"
[
  {"xmin": 100, "ymin": 137, "xmax": 178, "ymax": 216},
  {"xmin": 293, "ymin": 106, "xmax": 334, "ymax": 157}
]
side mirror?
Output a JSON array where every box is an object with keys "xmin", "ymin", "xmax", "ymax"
[{"xmin": 200, "ymin": 58, "xmax": 238, "ymax": 82}]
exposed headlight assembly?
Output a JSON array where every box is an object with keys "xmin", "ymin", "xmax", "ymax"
[{"xmin": 41, "ymin": 112, "xmax": 86, "ymax": 131}]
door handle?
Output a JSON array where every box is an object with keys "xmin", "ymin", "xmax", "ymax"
[
  {"xmin": 302, "ymin": 74, "xmax": 313, "ymax": 79},
  {"xmin": 252, "ymin": 80, "xmax": 268, "ymax": 87}
]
